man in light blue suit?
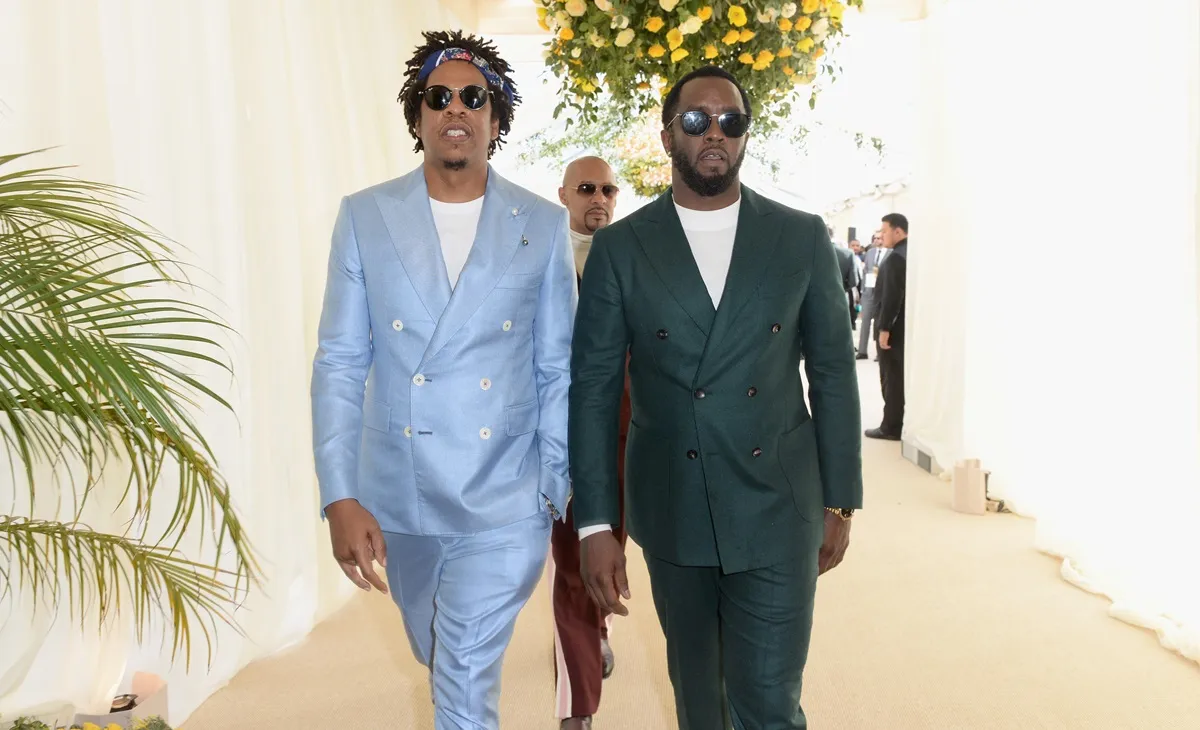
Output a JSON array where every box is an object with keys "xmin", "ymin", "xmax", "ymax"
[{"xmin": 311, "ymin": 30, "xmax": 575, "ymax": 729}]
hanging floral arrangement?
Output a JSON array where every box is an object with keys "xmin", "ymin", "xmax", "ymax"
[{"xmin": 536, "ymin": 0, "xmax": 863, "ymax": 135}]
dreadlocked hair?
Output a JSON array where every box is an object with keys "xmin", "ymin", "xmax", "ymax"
[{"xmin": 398, "ymin": 30, "xmax": 520, "ymax": 159}]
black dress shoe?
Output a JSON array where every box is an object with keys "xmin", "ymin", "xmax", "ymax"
[
  {"xmin": 601, "ymin": 638, "xmax": 614, "ymax": 678},
  {"xmin": 865, "ymin": 428, "xmax": 901, "ymax": 441},
  {"xmin": 855, "ymin": 353, "xmax": 868, "ymax": 360}
]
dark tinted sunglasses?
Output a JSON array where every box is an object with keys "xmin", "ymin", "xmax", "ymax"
[
  {"xmin": 423, "ymin": 84, "xmax": 491, "ymax": 111},
  {"xmin": 575, "ymin": 183, "xmax": 620, "ymax": 198},
  {"xmin": 667, "ymin": 111, "xmax": 752, "ymax": 138}
]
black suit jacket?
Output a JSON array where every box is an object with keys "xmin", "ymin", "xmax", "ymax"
[
  {"xmin": 876, "ymin": 240, "xmax": 908, "ymax": 344},
  {"xmin": 569, "ymin": 186, "xmax": 863, "ymax": 573}
]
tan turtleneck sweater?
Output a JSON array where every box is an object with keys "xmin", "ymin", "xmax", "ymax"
[{"xmin": 570, "ymin": 228, "xmax": 592, "ymax": 279}]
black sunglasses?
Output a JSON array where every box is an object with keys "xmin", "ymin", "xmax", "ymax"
[
  {"xmin": 667, "ymin": 111, "xmax": 752, "ymax": 138},
  {"xmin": 575, "ymin": 183, "xmax": 620, "ymax": 198},
  {"xmin": 422, "ymin": 84, "xmax": 491, "ymax": 111}
]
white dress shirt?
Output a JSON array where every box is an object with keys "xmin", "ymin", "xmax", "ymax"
[
  {"xmin": 429, "ymin": 196, "xmax": 484, "ymax": 288},
  {"xmin": 578, "ymin": 197, "xmax": 740, "ymax": 539}
]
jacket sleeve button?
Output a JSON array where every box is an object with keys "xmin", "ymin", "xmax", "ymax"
[{"xmin": 752, "ymin": 447, "xmax": 763, "ymax": 457}]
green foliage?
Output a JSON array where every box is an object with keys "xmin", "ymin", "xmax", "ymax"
[
  {"xmin": 0, "ymin": 149, "xmax": 258, "ymax": 669},
  {"xmin": 536, "ymin": 0, "xmax": 864, "ymax": 137}
]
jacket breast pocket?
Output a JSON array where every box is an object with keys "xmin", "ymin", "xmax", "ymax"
[
  {"xmin": 777, "ymin": 419, "xmax": 823, "ymax": 522},
  {"xmin": 495, "ymin": 272, "xmax": 542, "ymax": 290},
  {"xmin": 506, "ymin": 399, "xmax": 540, "ymax": 436},
  {"xmin": 363, "ymin": 399, "xmax": 391, "ymax": 433},
  {"xmin": 759, "ymin": 269, "xmax": 810, "ymax": 300}
]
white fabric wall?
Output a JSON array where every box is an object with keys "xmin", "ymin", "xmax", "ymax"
[
  {"xmin": 899, "ymin": 0, "xmax": 1200, "ymax": 663},
  {"xmin": 0, "ymin": 0, "xmax": 474, "ymax": 723}
]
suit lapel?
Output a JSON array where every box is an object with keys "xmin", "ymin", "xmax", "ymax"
[
  {"xmin": 375, "ymin": 175, "xmax": 453, "ymax": 322},
  {"xmin": 633, "ymin": 193, "xmax": 716, "ymax": 336},
  {"xmin": 422, "ymin": 169, "xmax": 525, "ymax": 364},
  {"xmin": 698, "ymin": 188, "xmax": 782, "ymax": 374}
]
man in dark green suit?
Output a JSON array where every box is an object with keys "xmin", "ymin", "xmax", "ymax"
[{"xmin": 568, "ymin": 66, "xmax": 863, "ymax": 729}]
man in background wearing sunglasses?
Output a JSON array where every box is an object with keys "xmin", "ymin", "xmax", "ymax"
[
  {"xmin": 569, "ymin": 65, "xmax": 863, "ymax": 729},
  {"xmin": 549, "ymin": 157, "xmax": 627, "ymax": 730},
  {"xmin": 311, "ymin": 30, "xmax": 575, "ymax": 729}
]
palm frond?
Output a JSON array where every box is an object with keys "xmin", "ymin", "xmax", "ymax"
[
  {"xmin": 0, "ymin": 149, "xmax": 258, "ymax": 667},
  {"xmin": 0, "ymin": 517, "xmax": 242, "ymax": 668}
]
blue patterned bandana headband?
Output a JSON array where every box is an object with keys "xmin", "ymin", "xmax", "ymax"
[{"xmin": 418, "ymin": 47, "xmax": 514, "ymax": 105}]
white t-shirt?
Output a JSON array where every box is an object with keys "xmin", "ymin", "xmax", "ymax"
[
  {"xmin": 674, "ymin": 197, "xmax": 740, "ymax": 308},
  {"xmin": 429, "ymin": 197, "xmax": 485, "ymax": 288}
]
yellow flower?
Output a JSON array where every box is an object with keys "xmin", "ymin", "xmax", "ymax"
[
  {"xmin": 660, "ymin": 0, "xmax": 680, "ymax": 10},
  {"xmin": 559, "ymin": 27, "xmax": 575, "ymax": 41},
  {"xmin": 667, "ymin": 27, "xmax": 684, "ymax": 50},
  {"xmin": 728, "ymin": 5, "xmax": 748, "ymax": 27},
  {"xmin": 536, "ymin": 7, "xmax": 550, "ymax": 31},
  {"xmin": 648, "ymin": 44, "xmax": 667, "ymax": 58},
  {"xmin": 782, "ymin": 64, "xmax": 796, "ymax": 76},
  {"xmin": 722, "ymin": 29, "xmax": 741, "ymax": 45},
  {"xmin": 581, "ymin": 80, "xmax": 597, "ymax": 93},
  {"xmin": 645, "ymin": 16, "xmax": 665, "ymax": 33},
  {"xmin": 106, "ymin": 725, "xmax": 123, "ymax": 730},
  {"xmin": 704, "ymin": 43, "xmax": 719, "ymax": 58},
  {"xmin": 82, "ymin": 724, "xmax": 102, "ymax": 730},
  {"xmin": 565, "ymin": 0, "xmax": 587, "ymax": 17},
  {"xmin": 793, "ymin": 16, "xmax": 812, "ymax": 31},
  {"xmin": 680, "ymin": 16, "xmax": 704, "ymax": 34},
  {"xmin": 637, "ymin": 81, "xmax": 651, "ymax": 89},
  {"xmin": 615, "ymin": 28, "xmax": 636, "ymax": 47},
  {"xmin": 698, "ymin": 6, "xmax": 714, "ymax": 21},
  {"xmin": 829, "ymin": 0, "xmax": 845, "ymax": 22},
  {"xmin": 595, "ymin": 0, "xmax": 613, "ymax": 9},
  {"xmin": 796, "ymin": 37, "xmax": 815, "ymax": 52},
  {"xmin": 812, "ymin": 47, "xmax": 825, "ymax": 59},
  {"xmin": 779, "ymin": 18, "xmax": 793, "ymax": 32},
  {"xmin": 802, "ymin": 0, "xmax": 820, "ymax": 13},
  {"xmin": 738, "ymin": 52, "xmax": 754, "ymax": 64},
  {"xmin": 756, "ymin": 49, "xmax": 775, "ymax": 64},
  {"xmin": 671, "ymin": 48, "xmax": 689, "ymax": 62},
  {"xmin": 738, "ymin": 29, "xmax": 755, "ymax": 42},
  {"xmin": 778, "ymin": 46, "xmax": 793, "ymax": 57}
]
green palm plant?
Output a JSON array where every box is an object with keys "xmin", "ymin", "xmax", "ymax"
[{"xmin": 0, "ymin": 149, "xmax": 257, "ymax": 668}]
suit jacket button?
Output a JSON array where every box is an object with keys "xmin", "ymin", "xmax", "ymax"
[
  {"xmin": 747, "ymin": 387, "xmax": 758, "ymax": 397},
  {"xmin": 656, "ymin": 329, "xmax": 669, "ymax": 340},
  {"xmin": 694, "ymin": 388, "xmax": 706, "ymax": 399},
  {"xmin": 403, "ymin": 426, "xmax": 413, "ymax": 438},
  {"xmin": 771, "ymin": 323, "xmax": 782, "ymax": 333},
  {"xmin": 392, "ymin": 319, "xmax": 404, "ymax": 331},
  {"xmin": 686, "ymin": 449, "xmax": 698, "ymax": 460},
  {"xmin": 502, "ymin": 320, "xmax": 513, "ymax": 331},
  {"xmin": 752, "ymin": 447, "xmax": 763, "ymax": 457},
  {"xmin": 480, "ymin": 427, "xmax": 492, "ymax": 440},
  {"xmin": 412, "ymin": 373, "xmax": 426, "ymax": 386},
  {"xmin": 480, "ymin": 378, "xmax": 492, "ymax": 390}
]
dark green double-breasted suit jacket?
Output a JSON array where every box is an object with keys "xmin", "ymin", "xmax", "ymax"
[{"xmin": 569, "ymin": 186, "xmax": 863, "ymax": 575}]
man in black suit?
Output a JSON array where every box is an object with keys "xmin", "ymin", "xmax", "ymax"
[
  {"xmin": 865, "ymin": 213, "xmax": 908, "ymax": 441},
  {"xmin": 834, "ymin": 240, "xmax": 860, "ymax": 330}
]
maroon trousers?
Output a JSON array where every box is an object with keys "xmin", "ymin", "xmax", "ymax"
[{"xmin": 550, "ymin": 373, "xmax": 630, "ymax": 719}]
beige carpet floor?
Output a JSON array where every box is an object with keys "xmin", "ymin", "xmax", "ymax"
[{"xmin": 185, "ymin": 357, "xmax": 1200, "ymax": 729}]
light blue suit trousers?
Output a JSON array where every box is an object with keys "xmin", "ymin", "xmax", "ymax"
[
  {"xmin": 385, "ymin": 510, "xmax": 551, "ymax": 729},
  {"xmin": 311, "ymin": 166, "xmax": 575, "ymax": 728}
]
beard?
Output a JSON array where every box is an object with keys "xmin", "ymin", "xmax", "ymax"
[
  {"xmin": 442, "ymin": 157, "xmax": 468, "ymax": 171},
  {"xmin": 671, "ymin": 144, "xmax": 746, "ymax": 197}
]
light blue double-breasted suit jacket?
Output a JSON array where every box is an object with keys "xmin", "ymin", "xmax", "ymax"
[{"xmin": 311, "ymin": 166, "xmax": 576, "ymax": 536}]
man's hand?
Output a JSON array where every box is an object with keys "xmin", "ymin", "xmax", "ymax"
[
  {"xmin": 326, "ymin": 498, "xmax": 389, "ymax": 593},
  {"xmin": 818, "ymin": 511, "xmax": 852, "ymax": 575},
  {"xmin": 580, "ymin": 531, "xmax": 630, "ymax": 616},
  {"xmin": 878, "ymin": 330, "xmax": 891, "ymax": 350}
]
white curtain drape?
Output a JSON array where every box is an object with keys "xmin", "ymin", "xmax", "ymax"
[
  {"xmin": 901, "ymin": 0, "xmax": 1200, "ymax": 663},
  {"xmin": 0, "ymin": 0, "xmax": 474, "ymax": 724}
]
